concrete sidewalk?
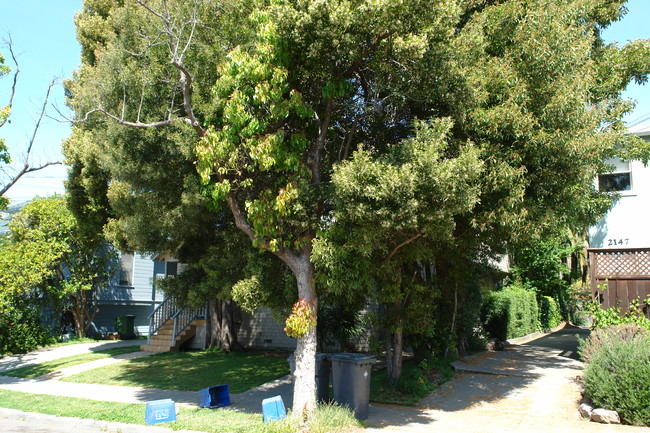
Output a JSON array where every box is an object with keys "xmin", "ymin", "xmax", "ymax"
[
  {"xmin": 0, "ymin": 339, "xmax": 291, "ymax": 411},
  {"xmin": 0, "ymin": 339, "xmax": 143, "ymax": 374},
  {"xmin": 2, "ymin": 327, "xmax": 649, "ymax": 433}
]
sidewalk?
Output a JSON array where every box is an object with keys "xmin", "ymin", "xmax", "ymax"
[
  {"xmin": 0, "ymin": 339, "xmax": 142, "ymax": 374},
  {"xmin": 0, "ymin": 339, "xmax": 293, "ymax": 412},
  {"xmin": 2, "ymin": 329, "xmax": 649, "ymax": 433}
]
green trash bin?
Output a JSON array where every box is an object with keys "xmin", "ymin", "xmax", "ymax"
[
  {"xmin": 330, "ymin": 353, "xmax": 375, "ymax": 420},
  {"xmin": 115, "ymin": 314, "xmax": 136, "ymax": 339}
]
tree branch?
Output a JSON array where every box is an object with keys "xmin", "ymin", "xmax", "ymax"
[
  {"xmin": 0, "ymin": 161, "xmax": 62, "ymax": 197},
  {"xmin": 133, "ymin": 0, "xmax": 206, "ymax": 136},
  {"xmin": 383, "ymin": 233, "xmax": 423, "ymax": 264},
  {"xmin": 78, "ymin": 108, "xmax": 178, "ymax": 128},
  {"xmin": 1, "ymin": 74, "xmax": 63, "ymax": 199},
  {"xmin": 309, "ymin": 98, "xmax": 332, "ymax": 184},
  {"xmin": 0, "ymin": 35, "xmax": 19, "ymax": 129}
]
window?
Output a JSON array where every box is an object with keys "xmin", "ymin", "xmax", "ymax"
[
  {"xmin": 119, "ymin": 253, "xmax": 134, "ymax": 286},
  {"xmin": 598, "ymin": 158, "xmax": 631, "ymax": 192},
  {"xmin": 166, "ymin": 261, "xmax": 178, "ymax": 277}
]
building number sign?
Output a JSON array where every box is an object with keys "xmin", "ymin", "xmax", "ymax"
[{"xmin": 607, "ymin": 238, "xmax": 630, "ymax": 247}]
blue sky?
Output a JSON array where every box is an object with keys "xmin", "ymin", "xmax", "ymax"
[{"xmin": 1, "ymin": 0, "xmax": 650, "ymax": 204}]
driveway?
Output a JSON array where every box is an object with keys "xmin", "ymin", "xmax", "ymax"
[{"xmin": 364, "ymin": 325, "xmax": 649, "ymax": 433}]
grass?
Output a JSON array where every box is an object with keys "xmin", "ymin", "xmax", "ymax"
[
  {"xmin": 62, "ymin": 350, "xmax": 291, "ymax": 393},
  {"xmin": 0, "ymin": 389, "xmax": 362, "ymax": 433},
  {"xmin": 1, "ymin": 346, "xmax": 143, "ymax": 378},
  {"xmin": 369, "ymin": 358, "xmax": 454, "ymax": 406}
]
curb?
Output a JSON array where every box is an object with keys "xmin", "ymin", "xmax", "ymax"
[
  {"xmin": 0, "ymin": 407, "xmax": 204, "ymax": 433},
  {"xmin": 505, "ymin": 322, "xmax": 568, "ymax": 346}
]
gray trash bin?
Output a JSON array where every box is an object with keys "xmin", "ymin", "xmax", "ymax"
[
  {"xmin": 288, "ymin": 353, "xmax": 331, "ymax": 403},
  {"xmin": 330, "ymin": 353, "xmax": 375, "ymax": 420}
]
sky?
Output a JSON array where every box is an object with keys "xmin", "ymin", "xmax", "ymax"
[{"xmin": 1, "ymin": 0, "xmax": 650, "ymax": 205}]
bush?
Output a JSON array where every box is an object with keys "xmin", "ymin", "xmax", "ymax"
[
  {"xmin": 481, "ymin": 283, "xmax": 538, "ymax": 341},
  {"xmin": 578, "ymin": 324, "xmax": 649, "ymax": 364},
  {"xmin": 0, "ymin": 305, "xmax": 55, "ymax": 355},
  {"xmin": 583, "ymin": 333, "xmax": 650, "ymax": 426},
  {"xmin": 586, "ymin": 296, "xmax": 650, "ymax": 330},
  {"xmin": 539, "ymin": 296, "xmax": 562, "ymax": 330}
]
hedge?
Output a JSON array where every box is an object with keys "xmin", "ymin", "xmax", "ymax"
[
  {"xmin": 539, "ymin": 296, "xmax": 562, "ymax": 330},
  {"xmin": 481, "ymin": 284, "xmax": 538, "ymax": 341}
]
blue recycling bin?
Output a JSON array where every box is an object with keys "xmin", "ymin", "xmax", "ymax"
[
  {"xmin": 262, "ymin": 395, "xmax": 286, "ymax": 423},
  {"xmin": 145, "ymin": 399, "xmax": 176, "ymax": 424},
  {"xmin": 199, "ymin": 384, "xmax": 231, "ymax": 408}
]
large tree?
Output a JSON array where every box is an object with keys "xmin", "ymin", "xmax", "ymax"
[
  {"xmin": 66, "ymin": 0, "xmax": 650, "ymax": 415},
  {"xmin": 0, "ymin": 195, "xmax": 114, "ymax": 339}
]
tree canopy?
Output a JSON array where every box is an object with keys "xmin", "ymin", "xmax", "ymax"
[{"xmin": 66, "ymin": 0, "xmax": 650, "ymax": 414}]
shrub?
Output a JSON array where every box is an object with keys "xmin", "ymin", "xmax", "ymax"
[
  {"xmin": 0, "ymin": 302, "xmax": 55, "ymax": 355},
  {"xmin": 578, "ymin": 323, "xmax": 649, "ymax": 364},
  {"xmin": 586, "ymin": 296, "xmax": 650, "ymax": 330},
  {"xmin": 539, "ymin": 296, "xmax": 562, "ymax": 330},
  {"xmin": 481, "ymin": 283, "xmax": 538, "ymax": 341},
  {"xmin": 583, "ymin": 333, "xmax": 650, "ymax": 426}
]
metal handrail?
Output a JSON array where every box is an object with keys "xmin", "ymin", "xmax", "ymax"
[
  {"xmin": 171, "ymin": 303, "xmax": 208, "ymax": 346},
  {"xmin": 147, "ymin": 297, "xmax": 179, "ymax": 344},
  {"xmin": 147, "ymin": 296, "xmax": 208, "ymax": 346}
]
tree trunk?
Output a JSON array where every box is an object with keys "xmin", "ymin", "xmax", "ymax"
[
  {"xmin": 385, "ymin": 324, "xmax": 404, "ymax": 384},
  {"xmin": 286, "ymin": 251, "xmax": 318, "ymax": 418},
  {"xmin": 209, "ymin": 298, "xmax": 242, "ymax": 352}
]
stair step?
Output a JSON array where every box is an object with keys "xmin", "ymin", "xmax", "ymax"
[{"xmin": 140, "ymin": 344, "xmax": 171, "ymax": 353}]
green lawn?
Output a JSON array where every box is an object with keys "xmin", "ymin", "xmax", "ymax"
[
  {"xmin": 1, "ymin": 346, "xmax": 143, "ymax": 378},
  {"xmin": 62, "ymin": 350, "xmax": 291, "ymax": 393},
  {"xmin": 0, "ymin": 389, "xmax": 362, "ymax": 433}
]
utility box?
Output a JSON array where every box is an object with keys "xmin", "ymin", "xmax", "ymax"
[
  {"xmin": 330, "ymin": 353, "xmax": 375, "ymax": 420},
  {"xmin": 199, "ymin": 384, "xmax": 231, "ymax": 408}
]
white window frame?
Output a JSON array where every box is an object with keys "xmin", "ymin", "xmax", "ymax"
[
  {"xmin": 118, "ymin": 253, "xmax": 135, "ymax": 287},
  {"xmin": 598, "ymin": 157, "xmax": 633, "ymax": 194}
]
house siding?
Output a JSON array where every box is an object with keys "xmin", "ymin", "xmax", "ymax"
[
  {"xmin": 92, "ymin": 304, "xmax": 154, "ymax": 336},
  {"xmin": 237, "ymin": 308, "xmax": 297, "ymax": 350},
  {"xmin": 588, "ymin": 126, "xmax": 650, "ymax": 317}
]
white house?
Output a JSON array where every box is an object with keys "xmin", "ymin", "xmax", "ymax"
[{"xmin": 588, "ymin": 122, "xmax": 650, "ymax": 317}]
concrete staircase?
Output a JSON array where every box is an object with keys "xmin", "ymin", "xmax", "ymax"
[{"xmin": 141, "ymin": 319, "xmax": 207, "ymax": 353}]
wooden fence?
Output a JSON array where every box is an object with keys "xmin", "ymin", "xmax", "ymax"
[{"xmin": 588, "ymin": 248, "xmax": 650, "ymax": 318}]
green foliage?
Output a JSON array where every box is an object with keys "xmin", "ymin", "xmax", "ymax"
[
  {"xmin": 67, "ymin": 0, "xmax": 650, "ymax": 410},
  {"xmin": 481, "ymin": 283, "xmax": 539, "ymax": 341},
  {"xmin": 316, "ymin": 302, "xmax": 367, "ymax": 352},
  {"xmin": 583, "ymin": 333, "xmax": 650, "ymax": 426},
  {"xmin": 578, "ymin": 323, "xmax": 649, "ymax": 364},
  {"xmin": 0, "ymin": 299, "xmax": 55, "ymax": 356},
  {"xmin": 0, "ymin": 196, "xmax": 115, "ymax": 342},
  {"xmin": 284, "ymin": 298, "xmax": 316, "ymax": 338},
  {"xmin": 539, "ymin": 296, "xmax": 562, "ymax": 330},
  {"xmin": 586, "ymin": 295, "xmax": 650, "ymax": 330},
  {"xmin": 370, "ymin": 358, "xmax": 454, "ymax": 406}
]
